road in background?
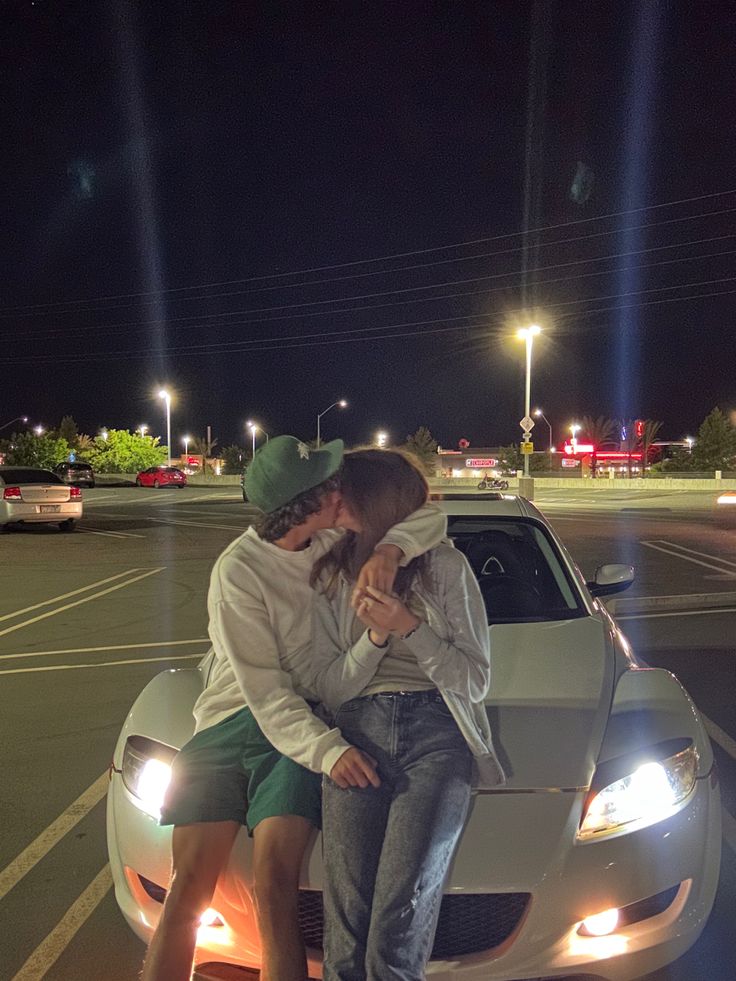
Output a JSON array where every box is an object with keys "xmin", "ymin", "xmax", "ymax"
[{"xmin": 0, "ymin": 485, "xmax": 733, "ymax": 980}]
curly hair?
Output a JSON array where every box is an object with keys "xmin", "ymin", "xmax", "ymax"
[{"xmin": 253, "ymin": 473, "xmax": 341, "ymax": 542}]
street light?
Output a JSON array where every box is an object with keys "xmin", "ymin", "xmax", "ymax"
[
  {"xmin": 0, "ymin": 415, "xmax": 28, "ymax": 433},
  {"xmin": 138, "ymin": 424, "xmax": 149, "ymax": 438},
  {"xmin": 158, "ymin": 390, "xmax": 172, "ymax": 466},
  {"xmin": 685, "ymin": 436, "xmax": 694, "ymax": 452},
  {"xmin": 533, "ymin": 408, "xmax": 553, "ymax": 465},
  {"xmin": 516, "ymin": 325, "xmax": 541, "ymax": 477},
  {"xmin": 182, "ymin": 434, "xmax": 191, "ymax": 459},
  {"xmin": 316, "ymin": 399, "xmax": 347, "ymax": 448},
  {"xmin": 246, "ymin": 421, "xmax": 269, "ymax": 460},
  {"xmin": 34, "ymin": 425, "xmax": 45, "ymax": 436},
  {"xmin": 570, "ymin": 423, "xmax": 581, "ymax": 454},
  {"xmin": 100, "ymin": 429, "xmax": 108, "ymax": 441},
  {"xmin": 375, "ymin": 431, "xmax": 388, "ymax": 447}
]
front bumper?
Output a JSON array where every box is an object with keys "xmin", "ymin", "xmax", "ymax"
[{"xmin": 107, "ymin": 766, "xmax": 720, "ymax": 981}]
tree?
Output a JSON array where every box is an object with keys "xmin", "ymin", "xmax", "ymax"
[
  {"xmin": 691, "ymin": 408, "xmax": 736, "ymax": 471},
  {"xmin": 76, "ymin": 434, "xmax": 94, "ymax": 456},
  {"xmin": 221, "ymin": 444, "xmax": 246, "ymax": 475},
  {"xmin": 581, "ymin": 416, "xmax": 616, "ymax": 477},
  {"xmin": 3, "ymin": 432, "xmax": 70, "ymax": 469},
  {"xmin": 617, "ymin": 420, "xmax": 641, "ymax": 478},
  {"xmin": 58, "ymin": 416, "xmax": 79, "ymax": 447},
  {"xmin": 496, "ymin": 444, "xmax": 522, "ymax": 474},
  {"xmin": 403, "ymin": 427, "xmax": 438, "ymax": 475},
  {"xmin": 640, "ymin": 419, "xmax": 663, "ymax": 470},
  {"xmin": 85, "ymin": 429, "xmax": 167, "ymax": 473},
  {"xmin": 190, "ymin": 435, "xmax": 219, "ymax": 475}
]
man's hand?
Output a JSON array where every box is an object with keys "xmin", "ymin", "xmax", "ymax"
[
  {"xmin": 353, "ymin": 544, "xmax": 402, "ymax": 607},
  {"xmin": 354, "ymin": 585, "xmax": 420, "ymax": 638},
  {"xmin": 330, "ymin": 747, "xmax": 381, "ymax": 789}
]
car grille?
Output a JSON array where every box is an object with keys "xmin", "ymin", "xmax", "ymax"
[{"xmin": 298, "ymin": 890, "xmax": 530, "ymax": 959}]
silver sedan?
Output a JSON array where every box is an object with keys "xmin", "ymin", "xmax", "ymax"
[{"xmin": 0, "ymin": 466, "xmax": 83, "ymax": 532}]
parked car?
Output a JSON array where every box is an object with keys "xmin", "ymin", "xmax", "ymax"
[
  {"xmin": 714, "ymin": 490, "xmax": 736, "ymax": 527},
  {"xmin": 135, "ymin": 466, "xmax": 187, "ymax": 489},
  {"xmin": 54, "ymin": 461, "xmax": 95, "ymax": 488},
  {"xmin": 0, "ymin": 466, "xmax": 83, "ymax": 532},
  {"xmin": 107, "ymin": 494, "xmax": 721, "ymax": 980}
]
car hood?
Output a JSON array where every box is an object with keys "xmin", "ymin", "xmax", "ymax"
[{"xmin": 485, "ymin": 616, "xmax": 615, "ymax": 791}]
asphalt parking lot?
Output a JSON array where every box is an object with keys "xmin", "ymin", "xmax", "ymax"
[{"xmin": 1, "ymin": 484, "xmax": 734, "ymax": 980}]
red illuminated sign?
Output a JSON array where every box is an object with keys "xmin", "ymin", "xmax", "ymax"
[{"xmin": 466, "ymin": 458, "xmax": 497, "ymax": 468}]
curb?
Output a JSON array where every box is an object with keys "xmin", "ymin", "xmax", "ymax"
[{"xmin": 606, "ymin": 591, "xmax": 736, "ymax": 615}]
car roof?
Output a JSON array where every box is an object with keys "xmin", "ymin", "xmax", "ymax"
[{"xmin": 433, "ymin": 493, "xmax": 546, "ymax": 521}]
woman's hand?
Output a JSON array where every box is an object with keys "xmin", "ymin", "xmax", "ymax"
[
  {"xmin": 354, "ymin": 585, "xmax": 420, "ymax": 638},
  {"xmin": 353, "ymin": 544, "xmax": 402, "ymax": 607}
]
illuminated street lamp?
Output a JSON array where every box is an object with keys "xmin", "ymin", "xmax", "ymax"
[
  {"xmin": 246, "ymin": 420, "xmax": 269, "ymax": 460},
  {"xmin": 685, "ymin": 436, "xmax": 694, "ymax": 452},
  {"xmin": 316, "ymin": 399, "xmax": 347, "ymax": 448},
  {"xmin": 375, "ymin": 431, "xmax": 388, "ymax": 447},
  {"xmin": 182, "ymin": 434, "xmax": 191, "ymax": 459},
  {"xmin": 158, "ymin": 389, "xmax": 172, "ymax": 466},
  {"xmin": 516, "ymin": 325, "xmax": 541, "ymax": 477},
  {"xmin": 0, "ymin": 415, "xmax": 28, "ymax": 433},
  {"xmin": 138, "ymin": 424, "xmax": 149, "ymax": 438},
  {"xmin": 100, "ymin": 429, "xmax": 109, "ymax": 441},
  {"xmin": 570, "ymin": 423, "xmax": 581, "ymax": 454},
  {"xmin": 34, "ymin": 425, "xmax": 45, "ymax": 436}
]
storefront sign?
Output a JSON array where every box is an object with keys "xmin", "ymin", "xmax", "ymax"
[{"xmin": 465, "ymin": 458, "xmax": 497, "ymax": 468}]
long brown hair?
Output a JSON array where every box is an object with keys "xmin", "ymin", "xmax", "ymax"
[{"xmin": 311, "ymin": 448, "xmax": 429, "ymax": 596}]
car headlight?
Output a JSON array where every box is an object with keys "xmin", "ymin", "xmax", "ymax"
[
  {"xmin": 121, "ymin": 735, "xmax": 177, "ymax": 820},
  {"xmin": 578, "ymin": 741, "xmax": 698, "ymax": 839},
  {"xmin": 716, "ymin": 492, "xmax": 736, "ymax": 505}
]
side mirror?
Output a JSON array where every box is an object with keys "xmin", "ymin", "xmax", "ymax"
[{"xmin": 587, "ymin": 563, "xmax": 635, "ymax": 597}]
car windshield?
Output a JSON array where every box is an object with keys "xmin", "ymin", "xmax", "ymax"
[
  {"xmin": 0, "ymin": 468, "xmax": 64, "ymax": 485},
  {"xmin": 447, "ymin": 517, "xmax": 586, "ymax": 624}
]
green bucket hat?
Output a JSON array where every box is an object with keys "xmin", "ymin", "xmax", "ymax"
[{"xmin": 244, "ymin": 435, "xmax": 344, "ymax": 513}]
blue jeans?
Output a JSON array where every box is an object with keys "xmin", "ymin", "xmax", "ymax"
[{"xmin": 322, "ymin": 690, "xmax": 473, "ymax": 981}]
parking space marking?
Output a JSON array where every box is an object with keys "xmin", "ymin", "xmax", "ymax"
[
  {"xmin": 0, "ymin": 638, "xmax": 209, "ymax": 662},
  {"xmin": 78, "ymin": 527, "xmax": 145, "ymax": 539},
  {"xmin": 0, "ymin": 569, "xmax": 144, "ymax": 624},
  {"xmin": 0, "ymin": 772, "xmax": 108, "ymax": 902},
  {"xmin": 647, "ymin": 541, "xmax": 736, "ymax": 569},
  {"xmin": 703, "ymin": 715, "xmax": 736, "ymax": 761},
  {"xmin": 147, "ymin": 516, "xmax": 246, "ymax": 531},
  {"xmin": 640, "ymin": 540, "xmax": 736, "ymax": 578},
  {"xmin": 617, "ymin": 607, "xmax": 736, "ymax": 620},
  {"xmin": 0, "ymin": 653, "xmax": 203, "ymax": 675},
  {"xmin": 0, "ymin": 567, "xmax": 165, "ymax": 639},
  {"xmin": 10, "ymin": 863, "xmax": 112, "ymax": 981}
]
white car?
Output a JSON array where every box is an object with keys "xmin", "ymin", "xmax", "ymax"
[
  {"xmin": 0, "ymin": 466, "xmax": 83, "ymax": 532},
  {"xmin": 107, "ymin": 494, "xmax": 721, "ymax": 980}
]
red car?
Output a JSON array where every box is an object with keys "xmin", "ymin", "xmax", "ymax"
[{"xmin": 135, "ymin": 466, "xmax": 187, "ymax": 489}]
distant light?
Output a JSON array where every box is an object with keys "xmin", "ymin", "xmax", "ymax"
[
  {"xmin": 34, "ymin": 425, "xmax": 44, "ymax": 436},
  {"xmin": 375, "ymin": 431, "xmax": 388, "ymax": 447},
  {"xmin": 138, "ymin": 425, "xmax": 148, "ymax": 437},
  {"xmin": 100, "ymin": 429, "xmax": 108, "ymax": 440},
  {"xmin": 338, "ymin": 399, "xmax": 348, "ymax": 408}
]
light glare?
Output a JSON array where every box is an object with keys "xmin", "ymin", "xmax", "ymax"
[{"xmin": 581, "ymin": 907, "xmax": 620, "ymax": 937}]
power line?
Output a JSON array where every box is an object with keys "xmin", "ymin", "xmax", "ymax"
[
  {"xmin": 4, "ymin": 188, "xmax": 736, "ymax": 314},
  {"xmin": 9, "ymin": 230, "xmax": 736, "ymax": 341},
  {"xmin": 5, "ymin": 277, "xmax": 736, "ymax": 365}
]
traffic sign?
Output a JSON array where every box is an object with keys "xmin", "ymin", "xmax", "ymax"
[
  {"xmin": 520, "ymin": 415, "xmax": 535, "ymax": 433},
  {"xmin": 521, "ymin": 441, "xmax": 534, "ymax": 454}
]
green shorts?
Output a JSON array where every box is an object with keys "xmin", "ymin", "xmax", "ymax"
[{"xmin": 159, "ymin": 707, "xmax": 322, "ymax": 834}]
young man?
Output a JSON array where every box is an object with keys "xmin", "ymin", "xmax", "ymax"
[{"xmin": 141, "ymin": 435, "xmax": 445, "ymax": 981}]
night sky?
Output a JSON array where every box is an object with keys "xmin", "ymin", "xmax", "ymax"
[{"xmin": 3, "ymin": 0, "xmax": 736, "ymax": 452}]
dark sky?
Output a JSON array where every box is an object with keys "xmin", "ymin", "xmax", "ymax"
[{"xmin": 3, "ymin": 0, "xmax": 736, "ymax": 452}]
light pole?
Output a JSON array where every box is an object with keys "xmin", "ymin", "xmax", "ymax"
[
  {"xmin": 158, "ymin": 390, "xmax": 172, "ymax": 466},
  {"xmin": 0, "ymin": 415, "xmax": 28, "ymax": 433},
  {"xmin": 316, "ymin": 399, "xmax": 347, "ymax": 448},
  {"xmin": 570, "ymin": 423, "xmax": 581, "ymax": 455},
  {"xmin": 375, "ymin": 431, "xmax": 388, "ymax": 447},
  {"xmin": 138, "ymin": 424, "xmax": 149, "ymax": 438},
  {"xmin": 182, "ymin": 435, "xmax": 190, "ymax": 462},
  {"xmin": 533, "ymin": 408, "xmax": 553, "ymax": 467},
  {"xmin": 516, "ymin": 325, "xmax": 541, "ymax": 477},
  {"xmin": 685, "ymin": 436, "xmax": 694, "ymax": 453}
]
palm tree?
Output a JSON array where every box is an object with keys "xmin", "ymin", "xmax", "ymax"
[
  {"xmin": 190, "ymin": 435, "xmax": 218, "ymax": 475},
  {"xmin": 76, "ymin": 434, "xmax": 94, "ymax": 456},
  {"xmin": 618, "ymin": 420, "xmax": 640, "ymax": 478},
  {"xmin": 641, "ymin": 419, "xmax": 663, "ymax": 471},
  {"xmin": 580, "ymin": 416, "xmax": 616, "ymax": 477}
]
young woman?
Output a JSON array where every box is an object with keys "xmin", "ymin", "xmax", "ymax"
[{"xmin": 311, "ymin": 449, "xmax": 504, "ymax": 981}]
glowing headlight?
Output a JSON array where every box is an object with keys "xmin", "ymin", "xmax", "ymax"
[
  {"xmin": 121, "ymin": 736, "xmax": 177, "ymax": 819},
  {"xmin": 578, "ymin": 745, "xmax": 698, "ymax": 839},
  {"xmin": 716, "ymin": 492, "xmax": 736, "ymax": 505}
]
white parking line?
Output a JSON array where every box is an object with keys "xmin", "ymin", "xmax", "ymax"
[
  {"xmin": 78, "ymin": 528, "xmax": 145, "ymax": 539},
  {"xmin": 641, "ymin": 541, "xmax": 736, "ymax": 578},
  {"xmin": 0, "ymin": 569, "xmax": 144, "ymax": 624},
  {"xmin": 0, "ymin": 638, "xmax": 209, "ymax": 662},
  {"xmin": 0, "ymin": 568, "xmax": 164, "ymax": 639},
  {"xmin": 648, "ymin": 541, "xmax": 736, "ymax": 570},
  {"xmin": 147, "ymin": 516, "xmax": 246, "ymax": 531},
  {"xmin": 0, "ymin": 653, "xmax": 203, "ymax": 675},
  {"xmin": 0, "ymin": 772, "xmax": 108, "ymax": 902},
  {"xmin": 10, "ymin": 863, "xmax": 112, "ymax": 981},
  {"xmin": 703, "ymin": 715, "xmax": 736, "ymax": 760},
  {"xmin": 617, "ymin": 607, "xmax": 736, "ymax": 620}
]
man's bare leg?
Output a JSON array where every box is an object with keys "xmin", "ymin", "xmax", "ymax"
[
  {"xmin": 252, "ymin": 815, "xmax": 316, "ymax": 981},
  {"xmin": 141, "ymin": 820, "xmax": 240, "ymax": 981}
]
